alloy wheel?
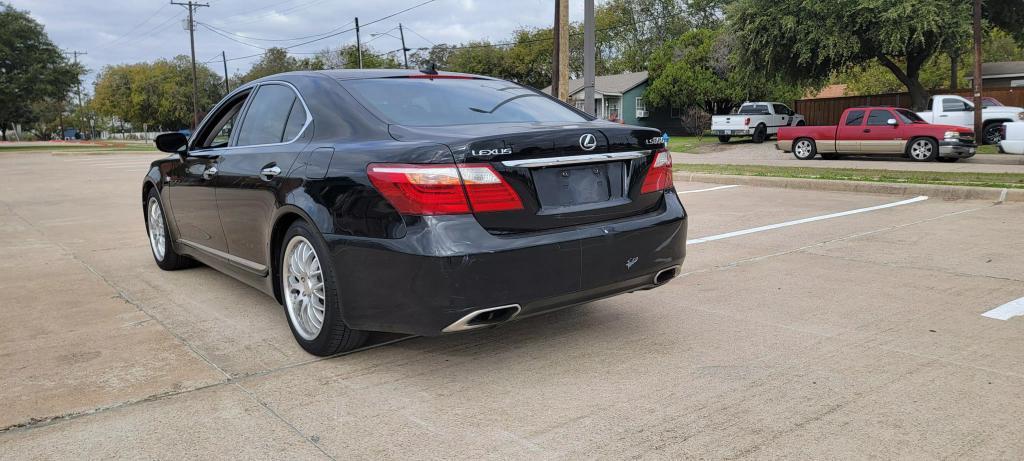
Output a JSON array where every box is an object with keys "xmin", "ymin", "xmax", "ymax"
[
  {"xmin": 794, "ymin": 140, "xmax": 813, "ymax": 159},
  {"xmin": 283, "ymin": 236, "xmax": 326, "ymax": 340},
  {"xmin": 147, "ymin": 197, "xmax": 166, "ymax": 261},
  {"xmin": 909, "ymin": 140, "xmax": 933, "ymax": 160}
]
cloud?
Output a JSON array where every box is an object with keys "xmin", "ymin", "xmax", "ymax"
[{"xmin": 10, "ymin": 0, "xmax": 591, "ymax": 88}]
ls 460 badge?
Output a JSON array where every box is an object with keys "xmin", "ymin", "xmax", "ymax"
[{"xmin": 471, "ymin": 148, "xmax": 513, "ymax": 157}]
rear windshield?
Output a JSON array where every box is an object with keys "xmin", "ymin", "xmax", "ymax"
[
  {"xmin": 342, "ymin": 77, "xmax": 588, "ymax": 126},
  {"xmin": 737, "ymin": 104, "xmax": 770, "ymax": 115}
]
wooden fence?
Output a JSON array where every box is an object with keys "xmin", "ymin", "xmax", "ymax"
[{"xmin": 794, "ymin": 88, "xmax": 1024, "ymax": 125}]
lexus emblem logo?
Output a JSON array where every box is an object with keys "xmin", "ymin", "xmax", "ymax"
[{"xmin": 579, "ymin": 133, "xmax": 597, "ymax": 151}]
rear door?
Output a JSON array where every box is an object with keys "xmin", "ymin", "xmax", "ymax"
[
  {"xmin": 214, "ymin": 82, "xmax": 310, "ymax": 270},
  {"xmin": 836, "ymin": 109, "xmax": 866, "ymax": 153}
]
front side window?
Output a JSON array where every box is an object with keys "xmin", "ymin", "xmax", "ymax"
[
  {"xmin": 236, "ymin": 84, "xmax": 303, "ymax": 146},
  {"xmin": 866, "ymin": 110, "xmax": 893, "ymax": 126},
  {"xmin": 773, "ymin": 104, "xmax": 790, "ymax": 115},
  {"xmin": 194, "ymin": 90, "xmax": 250, "ymax": 149},
  {"xmin": 342, "ymin": 77, "xmax": 588, "ymax": 126},
  {"xmin": 844, "ymin": 110, "xmax": 865, "ymax": 126},
  {"xmin": 942, "ymin": 98, "xmax": 972, "ymax": 112}
]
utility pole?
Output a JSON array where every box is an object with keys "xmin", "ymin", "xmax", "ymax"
[
  {"xmin": 399, "ymin": 23, "xmax": 409, "ymax": 69},
  {"xmin": 556, "ymin": 0, "xmax": 569, "ymax": 101},
  {"xmin": 171, "ymin": 0, "xmax": 209, "ymax": 130},
  {"xmin": 64, "ymin": 50, "xmax": 87, "ymax": 137},
  {"xmin": 355, "ymin": 17, "xmax": 363, "ymax": 69},
  {"xmin": 221, "ymin": 51, "xmax": 230, "ymax": 95},
  {"xmin": 972, "ymin": 0, "xmax": 983, "ymax": 138},
  {"xmin": 550, "ymin": 0, "xmax": 561, "ymax": 99},
  {"xmin": 583, "ymin": 0, "xmax": 595, "ymax": 115}
]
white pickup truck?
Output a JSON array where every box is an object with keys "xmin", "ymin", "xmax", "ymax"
[
  {"xmin": 916, "ymin": 95, "xmax": 1023, "ymax": 144},
  {"xmin": 999, "ymin": 122, "xmax": 1024, "ymax": 154},
  {"xmin": 710, "ymin": 102, "xmax": 805, "ymax": 143}
]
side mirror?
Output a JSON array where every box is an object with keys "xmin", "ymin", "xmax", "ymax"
[
  {"xmin": 886, "ymin": 118, "xmax": 898, "ymax": 126},
  {"xmin": 155, "ymin": 132, "xmax": 188, "ymax": 154}
]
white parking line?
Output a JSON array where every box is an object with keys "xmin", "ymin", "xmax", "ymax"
[
  {"xmin": 686, "ymin": 195, "xmax": 930, "ymax": 245},
  {"xmin": 982, "ymin": 297, "xmax": 1024, "ymax": 320},
  {"xmin": 678, "ymin": 185, "xmax": 740, "ymax": 194}
]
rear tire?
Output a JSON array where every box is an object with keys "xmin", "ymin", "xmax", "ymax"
[
  {"xmin": 907, "ymin": 138, "xmax": 938, "ymax": 162},
  {"xmin": 717, "ymin": 135, "xmax": 731, "ymax": 143},
  {"xmin": 145, "ymin": 189, "xmax": 195, "ymax": 271},
  {"xmin": 792, "ymin": 138, "xmax": 817, "ymax": 160},
  {"xmin": 752, "ymin": 124, "xmax": 767, "ymax": 143},
  {"xmin": 280, "ymin": 220, "xmax": 367, "ymax": 356}
]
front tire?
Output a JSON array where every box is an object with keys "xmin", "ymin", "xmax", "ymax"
[
  {"xmin": 983, "ymin": 123, "xmax": 1003, "ymax": 145},
  {"xmin": 280, "ymin": 220, "xmax": 367, "ymax": 356},
  {"xmin": 717, "ymin": 135, "xmax": 731, "ymax": 143},
  {"xmin": 792, "ymin": 138, "xmax": 817, "ymax": 160},
  {"xmin": 145, "ymin": 189, "xmax": 195, "ymax": 271},
  {"xmin": 907, "ymin": 138, "xmax": 938, "ymax": 162}
]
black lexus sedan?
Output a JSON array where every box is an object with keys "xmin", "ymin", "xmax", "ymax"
[{"xmin": 144, "ymin": 69, "xmax": 687, "ymax": 356}]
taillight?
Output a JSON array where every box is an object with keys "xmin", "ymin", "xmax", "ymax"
[
  {"xmin": 640, "ymin": 148, "xmax": 673, "ymax": 194},
  {"xmin": 366, "ymin": 163, "xmax": 522, "ymax": 215},
  {"xmin": 744, "ymin": 117, "xmax": 751, "ymax": 126}
]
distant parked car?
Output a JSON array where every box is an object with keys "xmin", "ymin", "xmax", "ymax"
[
  {"xmin": 710, "ymin": 102, "xmax": 805, "ymax": 144},
  {"xmin": 777, "ymin": 106, "xmax": 976, "ymax": 162},
  {"xmin": 916, "ymin": 95, "xmax": 1023, "ymax": 144},
  {"xmin": 999, "ymin": 122, "xmax": 1024, "ymax": 154}
]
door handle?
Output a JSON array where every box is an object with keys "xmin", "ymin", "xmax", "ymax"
[
  {"xmin": 939, "ymin": 114, "xmax": 949, "ymax": 117},
  {"xmin": 203, "ymin": 166, "xmax": 218, "ymax": 180},
  {"xmin": 863, "ymin": 129, "xmax": 871, "ymax": 133},
  {"xmin": 260, "ymin": 165, "xmax": 282, "ymax": 181}
]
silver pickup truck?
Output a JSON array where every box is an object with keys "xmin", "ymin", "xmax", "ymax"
[{"xmin": 710, "ymin": 102, "xmax": 805, "ymax": 143}]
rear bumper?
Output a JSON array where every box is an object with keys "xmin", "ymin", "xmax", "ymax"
[
  {"xmin": 776, "ymin": 140, "xmax": 793, "ymax": 152},
  {"xmin": 710, "ymin": 129, "xmax": 753, "ymax": 136},
  {"xmin": 938, "ymin": 140, "xmax": 977, "ymax": 158},
  {"xmin": 324, "ymin": 190, "xmax": 687, "ymax": 336}
]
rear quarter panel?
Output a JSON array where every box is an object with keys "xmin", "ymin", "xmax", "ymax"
[{"xmin": 777, "ymin": 126, "xmax": 837, "ymax": 152}]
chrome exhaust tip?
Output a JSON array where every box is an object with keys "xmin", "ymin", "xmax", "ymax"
[
  {"xmin": 442, "ymin": 304, "xmax": 522, "ymax": 333},
  {"xmin": 653, "ymin": 265, "xmax": 681, "ymax": 285}
]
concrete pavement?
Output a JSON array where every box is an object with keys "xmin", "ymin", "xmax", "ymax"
[{"xmin": 1, "ymin": 151, "xmax": 1022, "ymax": 459}]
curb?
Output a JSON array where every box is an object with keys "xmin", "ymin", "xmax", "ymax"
[{"xmin": 674, "ymin": 172, "xmax": 1024, "ymax": 203}]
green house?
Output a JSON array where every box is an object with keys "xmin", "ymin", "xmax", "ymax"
[{"xmin": 543, "ymin": 71, "xmax": 682, "ymax": 134}]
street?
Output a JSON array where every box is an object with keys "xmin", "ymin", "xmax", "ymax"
[{"xmin": 2, "ymin": 151, "xmax": 1023, "ymax": 459}]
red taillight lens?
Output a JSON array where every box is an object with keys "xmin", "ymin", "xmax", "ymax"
[
  {"xmin": 366, "ymin": 163, "xmax": 522, "ymax": 215},
  {"xmin": 640, "ymin": 148, "xmax": 673, "ymax": 194},
  {"xmin": 744, "ymin": 117, "xmax": 751, "ymax": 126}
]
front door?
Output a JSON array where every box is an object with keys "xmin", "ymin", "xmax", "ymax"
[
  {"xmin": 166, "ymin": 89, "xmax": 252, "ymax": 252},
  {"xmin": 214, "ymin": 82, "xmax": 310, "ymax": 269},
  {"xmin": 861, "ymin": 109, "xmax": 903, "ymax": 154}
]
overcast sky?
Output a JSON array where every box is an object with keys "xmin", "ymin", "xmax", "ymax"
[{"xmin": 13, "ymin": 0, "xmax": 590, "ymax": 88}]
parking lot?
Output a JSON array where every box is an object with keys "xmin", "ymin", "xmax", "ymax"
[{"xmin": 2, "ymin": 151, "xmax": 1023, "ymax": 458}]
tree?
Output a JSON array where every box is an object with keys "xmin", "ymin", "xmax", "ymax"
[
  {"xmin": 0, "ymin": 3, "xmax": 83, "ymax": 140},
  {"xmin": 93, "ymin": 56, "xmax": 222, "ymax": 130},
  {"xmin": 730, "ymin": 0, "xmax": 971, "ymax": 110},
  {"xmin": 645, "ymin": 28, "xmax": 802, "ymax": 115},
  {"xmin": 238, "ymin": 47, "xmax": 325, "ymax": 83},
  {"xmin": 316, "ymin": 45, "xmax": 401, "ymax": 70}
]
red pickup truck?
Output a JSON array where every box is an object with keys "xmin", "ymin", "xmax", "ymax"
[{"xmin": 777, "ymin": 107, "xmax": 977, "ymax": 162}]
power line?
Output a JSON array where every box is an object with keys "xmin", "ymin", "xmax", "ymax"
[
  {"xmin": 98, "ymin": 3, "xmax": 171, "ymax": 48},
  {"xmin": 198, "ymin": 20, "xmax": 354, "ymax": 43}
]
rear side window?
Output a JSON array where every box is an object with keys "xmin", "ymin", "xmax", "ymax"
[
  {"xmin": 281, "ymin": 98, "xmax": 307, "ymax": 141},
  {"xmin": 738, "ymin": 104, "xmax": 770, "ymax": 115},
  {"xmin": 342, "ymin": 78, "xmax": 587, "ymax": 126},
  {"xmin": 844, "ymin": 110, "xmax": 865, "ymax": 126},
  {"xmin": 866, "ymin": 110, "xmax": 892, "ymax": 126},
  {"xmin": 236, "ymin": 84, "xmax": 300, "ymax": 146}
]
